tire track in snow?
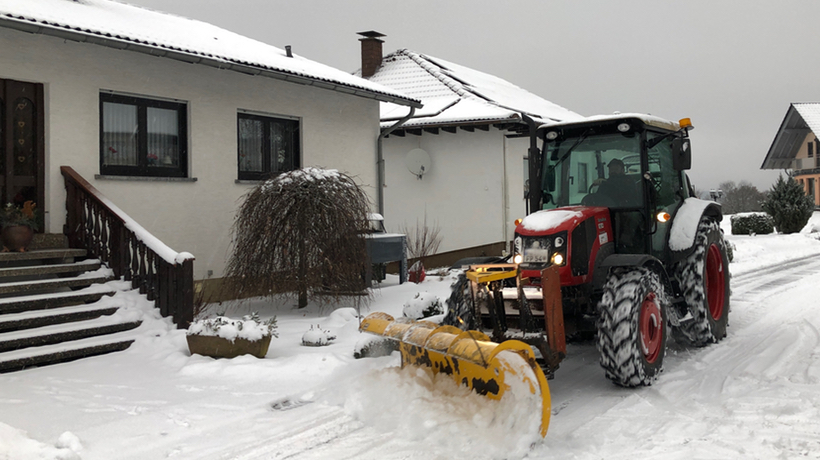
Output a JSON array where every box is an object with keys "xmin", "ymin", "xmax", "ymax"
[{"xmin": 538, "ymin": 253, "xmax": 820, "ymax": 458}]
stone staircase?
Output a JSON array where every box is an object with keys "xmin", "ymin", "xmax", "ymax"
[{"xmin": 0, "ymin": 235, "xmax": 142, "ymax": 373}]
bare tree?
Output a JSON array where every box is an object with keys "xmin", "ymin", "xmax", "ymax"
[
  {"xmin": 718, "ymin": 180, "xmax": 766, "ymax": 214},
  {"xmin": 223, "ymin": 168, "xmax": 371, "ymax": 308}
]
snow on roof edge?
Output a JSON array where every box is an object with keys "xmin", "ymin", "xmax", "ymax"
[{"xmin": 0, "ymin": 9, "xmax": 421, "ymax": 108}]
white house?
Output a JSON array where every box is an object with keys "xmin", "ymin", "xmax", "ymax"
[
  {"xmin": 357, "ymin": 32, "xmax": 581, "ymax": 263},
  {"xmin": 0, "ymin": 1, "xmax": 419, "ymax": 300}
]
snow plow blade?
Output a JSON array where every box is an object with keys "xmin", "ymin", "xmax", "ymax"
[{"xmin": 359, "ymin": 312, "xmax": 551, "ymax": 437}]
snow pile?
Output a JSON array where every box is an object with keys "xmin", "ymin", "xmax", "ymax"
[
  {"xmin": 330, "ymin": 362, "xmax": 542, "ymax": 459},
  {"xmin": 0, "ymin": 423, "xmax": 81, "ymax": 460},
  {"xmin": 402, "ymin": 292, "xmax": 443, "ymax": 319},
  {"xmin": 186, "ymin": 314, "xmax": 277, "ymax": 341},
  {"xmin": 301, "ymin": 325, "xmax": 336, "ymax": 347}
]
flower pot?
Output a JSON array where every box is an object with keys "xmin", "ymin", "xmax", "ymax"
[
  {"xmin": 186, "ymin": 334, "xmax": 272, "ymax": 359},
  {"xmin": 2, "ymin": 225, "xmax": 34, "ymax": 252}
]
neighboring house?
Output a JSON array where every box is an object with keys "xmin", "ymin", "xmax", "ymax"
[
  {"xmin": 762, "ymin": 103, "xmax": 820, "ymax": 206},
  {"xmin": 356, "ymin": 32, "xmax": 582, "ymax": 263},
  {"xmin": 0, "ymin": 1, "xmax": 419, "ymax": 301}
]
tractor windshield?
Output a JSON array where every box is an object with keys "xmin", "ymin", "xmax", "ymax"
[{"xmin": 541, "ymin": 132, "xmax": 642, "ymax": 209}]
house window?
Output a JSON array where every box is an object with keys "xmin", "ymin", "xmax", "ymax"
[
  {"xmin": 809, "ymin": 141, "xmax": 814, "ymax": 158},
  {"xmin": 809, "ymin": 178, "xmax": 815, "ymax": 200},
  {"xmin": 237, "ymin": 113, "xmax": 300, "ymax": 180},
  {"xmin": 100, "ymin": 93, "xmax": 187, "ymax": 177}
]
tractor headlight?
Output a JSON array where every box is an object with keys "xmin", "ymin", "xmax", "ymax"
[
  {"xmin": 513, "ymin": 253, "xmax": 524, "ymax": 264},
  {"xmin": 551, "ymin": 253, "xmax": 565, "ymax": 266}
]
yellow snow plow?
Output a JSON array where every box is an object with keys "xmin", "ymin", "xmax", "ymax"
[{"xmin": 359, "ymin": 312, "xmax": 551, "ymax": 437}]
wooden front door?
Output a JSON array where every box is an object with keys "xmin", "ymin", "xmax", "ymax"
[{"xmin": 0, "ymin": 78, "xmax": 45, "ymax": 221}]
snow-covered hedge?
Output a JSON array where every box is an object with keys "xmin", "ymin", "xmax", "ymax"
[
  {"xmin": 730, "ymin": 212, "xmax": 774, "ymax": 235},
  {"xmin": 402, "ymin": 292, "xmax": 443, "ymax": 319},
  {"xmin": 301, "ymin": 325, "xmax": 336, "ymax": 347}
]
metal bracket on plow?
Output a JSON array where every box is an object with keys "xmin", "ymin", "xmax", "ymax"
[
  {"xmin": 463, "ymin": 264, "xmax": 567, "ymax": 376},
  {"xmin": 359, "ymin": 312, "xmax": 552, "ymax": 437}
]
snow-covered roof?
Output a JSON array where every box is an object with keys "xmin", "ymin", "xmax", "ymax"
[
  {"xmin": 0, "ymin": 0, "xmax": 421, "ymax": 108},
  {"xmin": 361, "ymin": 49, "xmax": 581, "ymax": 129},
  {"xmin": 761, "ymin": 103, "xmax": 820, "ymax": 170},
  {"xmin": 538, "ymin": 113, "xmax": 682, "ymax": 132}
]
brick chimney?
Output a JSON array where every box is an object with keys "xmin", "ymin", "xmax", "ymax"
[{"xmin": 358, "ymin": 31, "xmax": 385, "ymax": 78}]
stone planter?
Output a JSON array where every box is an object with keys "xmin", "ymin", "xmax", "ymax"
[
  {"xmin": 2, "ymin": 225, "xmax": 34, "ymax": 252},
  {"xmin": 186, "ymin": 334, "xmax": 272, "ymax": 359}
]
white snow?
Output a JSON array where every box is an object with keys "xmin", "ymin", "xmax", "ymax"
[
  {"xmin": 668, "ymin": 197, "xmax": 718, "ymax": 251},
  {"xmin": 3, "ymin": 213, "xmax": 820, "ymax": 459},
  {"xmin": 521, "ymin": 209, "xmax": 584, "ymax": 232}
]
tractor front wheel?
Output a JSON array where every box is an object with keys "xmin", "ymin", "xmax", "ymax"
[
  {"xmin": 597, "ymin": 267, "xmax": 668, "ymax": 387},
  {"xmin": 444, "ymin": 273, "xmax": 480, "ymax": 330},
  {"xmin": 671, "ymin": 218, "xmax": 731, "ymax": 346}
]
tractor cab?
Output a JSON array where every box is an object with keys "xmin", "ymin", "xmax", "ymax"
[{"xmin": 529, "ymin": 114, "xmax": 694, "ymax": 265}]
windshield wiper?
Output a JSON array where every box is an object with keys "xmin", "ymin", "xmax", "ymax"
[{"xmin": 554, "ymin": 128, "xmax": 592, "ymax": 162}]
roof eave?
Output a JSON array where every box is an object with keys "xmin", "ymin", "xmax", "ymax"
[
  {"xmin": 0, "ymin": 16, "xmax": 422, "ymax": 108},
  {"xmin": 761, "ymin": 104, "xmax": 810, "ymax": 170}
]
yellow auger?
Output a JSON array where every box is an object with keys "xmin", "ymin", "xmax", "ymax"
[{"xmin": 359, "ymin": 312, "xmax": 551, "ymax": 437}]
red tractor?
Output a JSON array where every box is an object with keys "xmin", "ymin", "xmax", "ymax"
[{"xmin": 443, "ymin": 114, "xmax": 731, "ymax": 387}]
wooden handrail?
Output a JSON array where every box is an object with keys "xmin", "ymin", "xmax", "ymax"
[{"xmin": 61, "ymin": 166, "xmax": 194, "ymax": 328}]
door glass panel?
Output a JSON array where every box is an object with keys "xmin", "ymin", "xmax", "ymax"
[
  {"xmin": 102, "ymin": 102, "xmax": 138, "ymax": 166},
  {"xmin": 12, "ymin": 97, "xmax": 34, "ymax": 177},
  {"xmin": 147, "ymin": 107, "xmax": 179, "ymax": 168}
]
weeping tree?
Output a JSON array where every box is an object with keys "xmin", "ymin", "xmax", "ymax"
[{"xmin": 223, "ymin": 167, "xmax": 371, "ymax": 308}]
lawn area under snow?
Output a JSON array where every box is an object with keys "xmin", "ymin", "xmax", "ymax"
[{"xmin": 3, "ymin": 213, "xmax": 820, "ymax": 459}]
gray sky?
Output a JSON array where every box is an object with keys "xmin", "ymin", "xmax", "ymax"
[{"xmin": 127, "ymin": 0, "xmax": 820, "ymax": 193}]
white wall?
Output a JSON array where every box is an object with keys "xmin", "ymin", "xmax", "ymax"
[
  {"xmin": 0, "ymin": 28, "xmax": 381, "ymax": 279},
  {"xmin": 383, "ymin": 128, "xmax": 528, "ymax": 254}
]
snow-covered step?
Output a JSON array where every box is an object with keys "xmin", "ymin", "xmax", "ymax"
[
  {"xmin": 0, "ymin": 329, "xmax": 139, "ymax": 373},
  {"xmin": 0, "ymin": 287, "xmax": 117, "ymax": 314},
  {"xmin": 0, "ymin": 248, "xmax": 86, "ymax": 263},
  {"xmin": 0, "ymin": 260, "xmax": 101, "ymax": 279},
  {"xmin": 0, "ymin": 313, "xmax": 141, "ymax": 353},
  {"xmin": 0, "ymin": 302, "xmax": 120, "ymax": 333},
  {"xmin": 0, "ymin": 275, "xmax": 110, "ymax": 296}
]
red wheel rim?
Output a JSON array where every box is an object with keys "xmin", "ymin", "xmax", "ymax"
[
  {"xmin": 640, "ymin": 292, "xmax": 662, "ymax": 363},
  {"xmin": 705, "ymin": 244, "xmax": 725, "ymax": 321}
]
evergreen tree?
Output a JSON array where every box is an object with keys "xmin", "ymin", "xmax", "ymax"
[{"xmin": 762, "ymin": 175, "xmax": 814, "ymax": 234}]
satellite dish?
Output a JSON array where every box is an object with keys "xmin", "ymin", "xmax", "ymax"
[{"xmin": 405, "ymin": 148, "xmax": 432, "ymax": 180}]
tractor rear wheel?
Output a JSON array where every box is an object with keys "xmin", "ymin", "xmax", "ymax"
[
  {"xmin": 671, "ymin": 218, "xmax": 730, "ymax": 346},
  {"xmin": 597, "ymin": 267, "xmax": 668, "ymax": 387}
]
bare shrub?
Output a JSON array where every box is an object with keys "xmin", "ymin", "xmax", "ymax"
[
  {"xmin": 400, "ymin": 213, "xmax": 443, "ymax": 268},
  {"xmin": 222, "ymin": 167, "xmax": 371, "ymax": 308}
]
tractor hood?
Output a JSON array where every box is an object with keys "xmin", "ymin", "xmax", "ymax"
[{"xmin": 517, "ymin": 206, "xmax": 606, "ymax": 236}]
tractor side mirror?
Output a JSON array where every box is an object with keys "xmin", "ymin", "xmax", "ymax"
[{"xmin": 671, "ymin": 138, "xmax": 692, "ymax": 170}]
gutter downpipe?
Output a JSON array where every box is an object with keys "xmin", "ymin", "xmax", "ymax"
[{"xmin": 377, "ymin": 107, "xmax": 416, "ymax": 215}]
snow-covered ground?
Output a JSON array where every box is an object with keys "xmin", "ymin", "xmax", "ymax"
[{"xmin": 4, "ymin": 214, "xmax": 820, "ymax": 459}]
